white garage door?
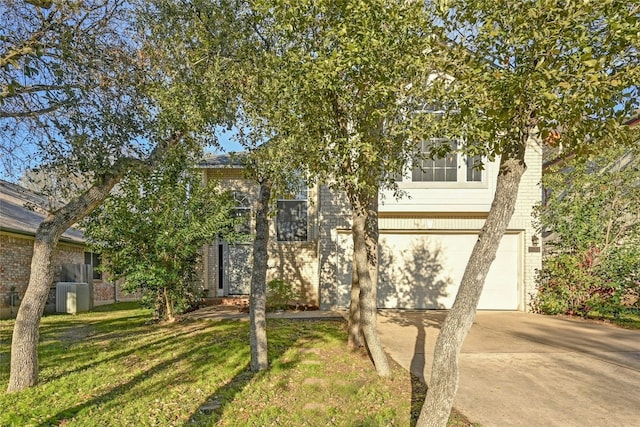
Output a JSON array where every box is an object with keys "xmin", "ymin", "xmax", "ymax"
[{"xmin": 336, "ymin": 232, "xmax": 520, "ymax": 310}]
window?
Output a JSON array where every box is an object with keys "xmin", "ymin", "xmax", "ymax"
[
  {"xmin": 84, "ymin": 252, "xmax": 102, "ymax": 280},
  {"xmin": 466, "ymin": 155, "xmax": 483, "ymax": 182},
  {"xmin": 276, "ymin": 190, "xmax": 308, "ymax": 242},
  {"xmin": 411, "ymin": 139, "xmax": 483, "ymax": 184},
  {"xmin": 232, "ymin": 191, "xmax": 252, "ymax": 234},
  {"xmin": 412, "ymin": 140, "xmax": 458, "ymax": 182}
]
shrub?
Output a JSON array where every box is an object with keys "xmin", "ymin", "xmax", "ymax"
[
  {"xmin": 533, "ymin": 253, "xmax": 598, "ymax": 316},
  {"xmin": 266, "ymin": 279, "xmax": 300, "ymax": 311},
  {"xmin": 534, "ymin": 141, "xmax": 640, "ymax": 317},
  {"xmin": 600, "ymin": 245, "xmax": 640, "ymax": 310},
  {"xmin": 84, "ymin": 158, "xmax": 243, "ymax": 322},
  {"xmin": 533, "ymin": 246, "xmax": 640, "ymax": 317}
]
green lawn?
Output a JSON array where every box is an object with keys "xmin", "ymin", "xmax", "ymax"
[
  {"xmin": 587, "ymin": 308, "xmax": 640, "ymax": 329},
  {"xmin": 0, "ymin": 303, "xmax": 475, "ymax": 426}
]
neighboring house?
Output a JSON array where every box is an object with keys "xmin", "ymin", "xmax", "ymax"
[
  {"xmin": 0, "ymin": 180, "xmax": 131, "ymax": 318},
  {"xmin": 199, "ymin": 136, "xmax": 542, "ymax": 311}
]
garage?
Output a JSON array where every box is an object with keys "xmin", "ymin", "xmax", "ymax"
[{"xmin": 335, "ymin": 231, "xmax": 521, "ymax": 310}]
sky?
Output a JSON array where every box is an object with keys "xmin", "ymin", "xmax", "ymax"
[{"xmin": 0, "ymin": 125, "xmax": 246, "ymax": 184}]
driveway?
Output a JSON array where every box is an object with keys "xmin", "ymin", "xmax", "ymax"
[{"xmin": 377, "ymin": 311, "xmax": 640, "ymax": 427}]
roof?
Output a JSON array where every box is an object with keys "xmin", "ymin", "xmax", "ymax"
[
  {"xmin": 0, "ymin": 179, "xmax": 86, "ymax": 244},
  {"xmin": 199, "ymin": 152, "xmax": 246, "ymax": 168},
  {"xmin": 627, "ymin": 116, "xmax": 640, "ymax": 127},
  {"xmin": 625, "ymin": 109, "xmax": 640, "ymax": 127}
]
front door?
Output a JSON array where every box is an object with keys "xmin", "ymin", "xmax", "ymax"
[{"xmin": 224, "ymin": 243, "xmax": 253, "ymax": 295}]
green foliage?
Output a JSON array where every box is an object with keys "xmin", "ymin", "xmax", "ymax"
[
  {"xmin": 0, "ymin": 309, "xmax": 466, "ymax": 425},
  {"xmin": 84, "ymin": 153, "xmax": 244, "ymax": 320},
  {"xmin": 429, "ymin": 0, "xmax": 639, "ymax": 156},
  {"xmin": 266, "ymin": 279, "xmax": 300, "ymax": 312},
  {"xmin": 534, "ymin": 253, "xmax": 614, "ymax": 316},
  {"xmin": 237, "ymin": 0, "xmax": 439, "ymax": 198},
  {"xmin": 534, "ymin": 142, "xmax": 640, "ymax": 316},
  {"xmin": 1, "ymin": 0, "xmax": 159, "ymax": 183}
]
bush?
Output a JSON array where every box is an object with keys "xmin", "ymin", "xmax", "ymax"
[
  {"xmin": 533, "ymin": 246, "xmax": 640, "ymax": 317},
  {"xmin": 266, "ymin": 279, "xmax": 300, "ymax": 311},
  {"xmin": 533, "ymin": 253, "xmax": 596, "ymax": 316},
  {"xmin": 534, "ymin": 141, "xmax": 640, "ymax": 318},
  {"xmin": 600, "ymin": 245, "xmax": 640, "ymax": 309}
]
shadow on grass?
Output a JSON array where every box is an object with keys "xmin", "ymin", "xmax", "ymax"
[
  {"xmin": 4, "ymin": 312, "xmax": 346, "ymax": 426},
  {"xmin": 32, "ymin": 320, "xmax": 252, "ymax": 426},
  {"xmin": 185, "ymin": 318, "xmax": 347, "ymax": 425},
  {"xmin": 35, "ymin": 353, "xmax": 194, "ymax": 426},
  {"xmin": 39, "ymin": 321, "xmax": 213, "ymax": 383}
]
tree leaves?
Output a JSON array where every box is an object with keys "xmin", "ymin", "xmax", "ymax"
[{"xmin": 84, "ymin": 156, "xmax": 242, "ymax": 317}]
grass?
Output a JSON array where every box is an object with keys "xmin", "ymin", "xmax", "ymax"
[
  {"xmin": 0, "ymin": 302, "xmax": 476, "ymax": 426},
  {"xmin": 586, "ymin": 308, "xmax": 640, "ymax": 329}
]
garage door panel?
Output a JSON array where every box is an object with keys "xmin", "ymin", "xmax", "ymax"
[
  {"xmin": 378, "ymin": 235, "xmax": 455, "ymax": 309},
  {"xmin": 338, "ymin": 232, "xmax": 520, "ymax": 310},
  {"xmin": 478, "ymin": 234, "xmax": 519, "ymax": 310}
]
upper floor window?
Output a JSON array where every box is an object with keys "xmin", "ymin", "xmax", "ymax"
[
  {"xmin": 276, "ymin": 189, "xmax": 308, "ymax": 242},
  {"xmin": 232, "ymin": 191, "xmax": 252, "ymax": 235},
  {"xmin": 411, "ymin": 139, "xmax": 483, "ymax": 184}
]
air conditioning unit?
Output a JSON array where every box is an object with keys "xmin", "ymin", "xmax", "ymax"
[
  {"xmin": 56, "ymin": 282, "xmax": 90, "ymax": 314},
  {"xmin": 61, "ymin": 264, "xmax": 94, "ymax": 310}
]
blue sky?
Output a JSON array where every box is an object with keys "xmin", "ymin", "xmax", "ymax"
[{"xmin": 0, "ymin": 126, "xmax": 247, "ymax": 184}]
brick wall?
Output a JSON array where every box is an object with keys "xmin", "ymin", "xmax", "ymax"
[
  {"xmin": 509, "ymin": 137, "xmax": 543, "ymax": 310},
  {"xmin": 0, "ymin": 232, "xmax": 85, "ymax": 319},
  {"xmin": 201, "ymin": 170, "xmax": 320, "ymax": 306},
  {"xmin": 201, "ymin": 137, "xmax": 543, "ymax": 312},
  {"xmin": 93, "ymin": 278, "xmax": 140, "ymax": 306}
]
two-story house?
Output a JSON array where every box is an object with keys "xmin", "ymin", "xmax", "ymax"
[{"xmin": 199, "ymin": 136, "xmax": 542, "ymax": 312}]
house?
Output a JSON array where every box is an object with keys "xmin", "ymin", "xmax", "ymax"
[
  {"xmin": 0, "ymin": 179, "xmax": 132, "ymax": 318},
  {"xmin": 199, "ymin": 137, "xmax": 542, "ymax": 311}
]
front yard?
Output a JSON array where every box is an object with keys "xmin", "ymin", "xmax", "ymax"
[{"xmin": 0, "ymin": 303, "xmax": 474, "ymax": 426}]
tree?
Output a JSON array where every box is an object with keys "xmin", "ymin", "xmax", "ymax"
[
  {"xmin": 533, "ymin": 137, "xmax": 640, "ymax": 317},
  {"xmin": 415, "ymin": 1, "xmax": 640, "ymax": 425},
  {"xmin": 1, "ymin": 0, "xmax": 139, "ymax": 175},
  {"xmin": 228, "ymin": 0, "xmax": 443, "ymax": 377},
  {"xmin": 84, "ymin": 153, "xmax": 242, "ymax": 322},
  {"xmin": 248, "ymin": 174, "xmax": 272, "ymax": 371},
  {"xmin": 239, "ymin": 150, "xmax": 274, "ymax": 372},
  {"xmin": 2, "ymin": 0, "xmax": 192, "ymax": 392},
  {"xmin": 236, "ymin": 141, "xmax": 307, "ymax": 372}
]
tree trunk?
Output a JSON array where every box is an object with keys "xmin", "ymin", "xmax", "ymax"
[
  {"xmin": 7, "ymin": 137, "xmax": 175, "ymax": 392},
  {"xmin": 163, "ymin": 287, "xmax": 175, "ymax": 323},
  {"xmin": 8, "ymin": 172, "xmax": 126, "ymax": 392},
  {"xmin": 417, "ymin": 143, "xmax": 527, "ymax": 426},
  {"xmin": 352, "ymin": 194, "xmax": 390, "ymax": 377},
  {"xmin": 154, "ymin": 289, "xmax": 166, "ymax": 321},
  {"xmin": 347, "ymin": 256, "xmax": 364, "ymax": 348},
  {"xmin": 249, "ymin": 178, "xmax": 272, "ymax": 372}
]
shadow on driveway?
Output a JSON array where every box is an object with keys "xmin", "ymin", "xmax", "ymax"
[{"xmin": 377, "ymin": 310, "xmax": 640, "ymax": 427}]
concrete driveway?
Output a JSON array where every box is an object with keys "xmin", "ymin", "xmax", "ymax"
[{"xmin": 377, "ymin": 311, "xmax": 640, "ymax": 427}]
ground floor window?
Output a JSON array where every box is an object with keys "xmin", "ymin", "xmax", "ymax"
[
  {"xmin": 276, "ymin": 190, "xmax": 308, "ymax": 242},
  {"xmin": 84, "ymin": 252, "xmax": 102, "ymax": 280}
]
